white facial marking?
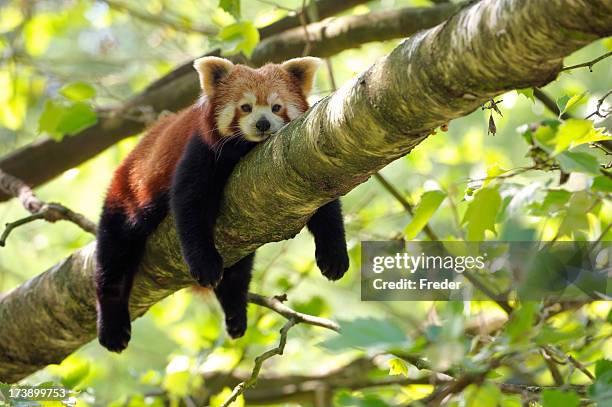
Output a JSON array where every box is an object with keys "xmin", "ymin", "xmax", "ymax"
[
  {"xmin": 216, "ymin": 104, "xmax": 235, "ymax": 135},
  {"xmin": 286, "ymin": 103, "xmax": 301, "ymax": 120}
]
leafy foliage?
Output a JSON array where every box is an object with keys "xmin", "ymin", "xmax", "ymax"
[{"xmin": 0, "ymin": 0, "xmax": 610, "ymax": 406}]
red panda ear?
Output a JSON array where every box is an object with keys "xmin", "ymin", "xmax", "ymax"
[
  {"xmin": 193, "ymin": 57, "xmax": 235, "ymax": 97},
  {"xmin": 281, "ymin": 57, "xmax": 322, "ymax": 96}
]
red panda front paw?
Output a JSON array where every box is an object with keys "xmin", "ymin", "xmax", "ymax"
[
  {"xmin": 225, "ymin": 314, "xmax": 247, "ymax": 339},
  {"xmin": 97, "ymin": 305, "xmax": 131, "ymax": 353},
  {"xmin": 316, "ymin": 245, "xmax": 350, "ymax": 281},
  {"xmin": 189, "ymin": 251, "xmax": 224, "ymax": 287}
]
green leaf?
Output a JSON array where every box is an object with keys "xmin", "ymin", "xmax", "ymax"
[
  {"xmin": 38, "ymin": 99, "xmax": 65, "ymax": 136},
  {"xmin": 595, "ymin": 359, "xmax": 612, "ymax": 378},
  {"xmin": 557, "ymin": 151, "xmax": 601, "ymax": 175},
  {"xmin": 218, "ymin": 0, "xmax": 240, "ymax": 19},
  {"xmin": 388, "ymin": 358, "xmax": 410, "ymax": 377},
  {"xmin": 60, "ymin": 360, "xmax": 90, "ymax": 389},
  {"xmin": 56, "ymin": 102, "xmax": 98, "ymax": 136},
  {"xmin": 505, "ymin": 302, "xmax": 537, "ymax": 342},
  {"xmin": 318, "ymin": 318, "xmax": 409, "ymax": 351},
  {"xmin": 542, "ymin": 390, "xmax": 580, "ymax": 407},
  {"xmin": 592, "ymin": 176, "xmax": 612, "ymax": 193},
  {"xmin": 335, "ymin": 391, "xmax": 390, "ymax": 407},
  {"xmin": 588, "ymin": 361, "xmax": 612, "ymax": 407},
  {"xmin": 528, "ymin": 189, "xmax": 571, "ymax": 216},
  {"xmin": 217, "ymin": 21, "xmax": 259, "ymax": 57},
  {"xmin": 564, "ymin": 92, "xmax": 588, "ymax": 114},
  {"xmin": 59, "ymin": 82, "xmax": 96, "ymax": 101},
  {"xmin": 38, "ymin": 100, "xmax": 97, "ymax": 139},
  {"xmin": 556, "ymin": 95, "xmax": 571, "ymax": 116},
  {"xmin": 557, "ymin": 191, "xmax": 593, "ymax": 238},
  {"xmin": 517, "ymin": 88, "xmax": 535, "ymax": 103},
  {"xmin": 483, "ymin": 163, "xmax": 508, "ymax": 186},
  {"xmin": 552, "ymin": 119, "xmax": 609, "ymax": 155},
  {"xmin": 461, "ymin": 186, "xmax": 502, "ymax": 241},
  {"xmin": 403, "ymin": 190, "xmax": 445, "ymax": 239}
]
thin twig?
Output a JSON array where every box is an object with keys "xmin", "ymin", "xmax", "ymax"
[
  {"xmin": 0, "ymin": 169, "xmax": 97, "ymax": 246},
  {"xmin": 247, "ymin": 292, "xmax": 339, "ymax": 331},
  {"xmin": 586, "ymin": 89, "xmax": 612, "ymax": 119},
  {"xmin": 373, "ymin": 173, "xmax": 440, "ymax": 241},
  {"xmin": 102, "ymin": 0, "xmax": 218, "ymax": 36},
  {"xmin": 561, "ymin": 51, "xmax": 612, "ymax": 72},
  {"xmin": 221, "ymin": 318, "xmax": 298, "ymax": 407}
]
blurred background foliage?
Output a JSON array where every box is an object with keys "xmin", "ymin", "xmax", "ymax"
[{"xmin": 0, "ymin": 0, "xmax": 610, "ymax": 406}]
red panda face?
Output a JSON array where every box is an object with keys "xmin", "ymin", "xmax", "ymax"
[{"xmin": 193, "ymin": 57, "xmax": 321, "ymax": 142}]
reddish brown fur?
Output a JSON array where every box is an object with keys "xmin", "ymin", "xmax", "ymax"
[{"xmin": 104, "ymin": 63, "xmax": 309, "ymax": 218}]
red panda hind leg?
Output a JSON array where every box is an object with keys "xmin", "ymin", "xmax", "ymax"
[{"xmin": 95, "ymin": 194, "xmax": 169, "ymax": 353}]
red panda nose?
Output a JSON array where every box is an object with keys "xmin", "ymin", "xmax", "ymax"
[{"xmin": 255, "ymin": 118, "xmax": 271, "ymax": 132}]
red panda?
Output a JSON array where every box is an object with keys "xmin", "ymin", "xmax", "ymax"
[{"xmin": 95, "ymin": 57, "xmax": 350, "ymax": 353}]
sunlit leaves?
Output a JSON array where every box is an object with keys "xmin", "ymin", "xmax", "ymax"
[
  {"xmin": 504, "ymin": 301, "xmax": 537, "ymax": 342},
  {"xmin": 59, "ymin": 82, "xmax": 96, "ymax": 101},
  {"xmin": 461, "ymin": 186, "xmax": 502, "ymax": 241},
  {"xmin": 552, "ymin": 119, "xmax": 609, "ymax": 155},
  {"xmin": 516, "ymin": 88, "xmax": 535, "ymax": 103},
  {"xmin": 335, "ymin": 391, "xmax": 390, "ymax": 407},
  {"xmin": 219, "ymin": 0, "xmax": 241, "ymax": 19},
  {"xmin": 592, "ymin": 176, "xmax": 612, "ymax": 193},
  {"xmin": 542, "ymin": 390, "xmax": 580, "ymax": 407},
  {"xmin": 557, "ymin": 191, "xmax": 595, "ymax": 238},
  {"xmin": 47, "ymin": 355, "xmax": 90, "ymax": 389},
  {"xmin": 588, "ymin": 360, "xmax": 612, "ymax": 406},
  {"xmin": 388, "ymin": 358, "xmax": 410, "ymax": 377},
  {"xmin": 404, "ymin": 190, "xmax": 446, "ymax": 239},
  {"xmin": 217, "ymin": 21, "xmax": 259, "ymax": 57},
  {"xmin": 556, "ymin": 151, "xmax": 601, "ymax": 175},
  {"xmin": 39, "ymin": 100, "xmax": 97, "ymax": 140},
  {"xmin": 318, "ymin": 318, "xmax": 409, "ymax": 351},
  {"xmin": 557, "ymin": 92, "xmax": 587, "ymax": 116}
]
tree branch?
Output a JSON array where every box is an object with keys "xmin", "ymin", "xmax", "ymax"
[
  {"xmin": 0, "ymin": 169, "xmax": 97, "ymax": 246},
  {"xmin": 0, "ymin": 1, "xmax": 453, "ymax": 202},
  {"xmin": 0, "ymin": 0, "xmax": 610, "ymax": 383}
]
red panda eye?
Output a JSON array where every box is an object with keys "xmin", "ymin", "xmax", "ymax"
[
  {"xmin": 240, "ymin": 104, "xmax": 252, "ymax": 113},
  {"xmin": 272, "ymin": 104, "xmax": 282, "ymax": 113}
]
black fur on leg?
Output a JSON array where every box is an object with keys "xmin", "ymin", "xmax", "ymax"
[
  {"xmin": 214, "ymin": 253, "xmax": 254, "ymax": 339},
  {"xmin": 95, "ymin": 194, "xmax": 168, "ymax": 352},
  {"xmin": 307, "ymin": 199, "xmax": 349, "ymax": 281},
  {"xmin": 171, "ymin": 134, "xmax": 256, "ymax": 288}
]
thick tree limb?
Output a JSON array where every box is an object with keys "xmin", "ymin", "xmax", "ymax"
[
  {"xmin": 0, "ymin": 0, "xmax": 610, "ymax": 383},
  {"xmin": 0, "ymin": 1, "xmax": 453, "ymax": 202}
]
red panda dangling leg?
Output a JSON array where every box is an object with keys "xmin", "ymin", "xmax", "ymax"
[{"xmin": 95, "ymin": 195, "xmax": 168, "ymax": 352}]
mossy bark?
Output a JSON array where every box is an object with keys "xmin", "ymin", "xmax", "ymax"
[{"xmin": 1, "ymin": 0, "xmax": 610, "ymax": 383}]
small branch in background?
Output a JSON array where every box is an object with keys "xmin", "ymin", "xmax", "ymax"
[
  {"xmin": 560, "ymin": 51, "xmax": 612, "ymax": 72},
  {"xmin": 586, "ymin": 89, "xmax": 612, "ymax": 119},
  {"xmin": 540, "ymin": 347, "xmax": 564, "ymax": 386},
  {"xmin": 373, "ymin": 173, "xmax": 440, "ymax": 241},
  {"xmin": 219, "ymin": 293, "xmax": 340, "ymax": 406},
  {"xmin": 0, "ymin": 169, "xmax": 97, "ymax": 246},
  {"xmin": 221, "ymin": 318, "xmax": 298, "ymax": 407},
  {"xmin": 102, "ymin": 0, "xmax": 218, "ymax": 36},
  {"xmin": 248, "ymin": 292, "xmax": 339, "ymax": 331},
  {"xmin": 299, "ymin": 0, "xmax": 314, "ymax": 56}
]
